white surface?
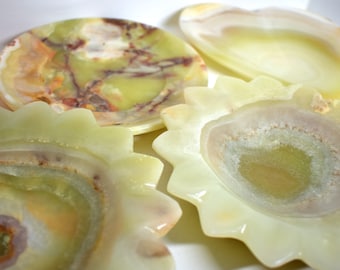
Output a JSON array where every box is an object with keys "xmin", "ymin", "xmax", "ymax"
[{"xmin": 0, "ymin": 1, "xmax": 338, "ymax": 269}]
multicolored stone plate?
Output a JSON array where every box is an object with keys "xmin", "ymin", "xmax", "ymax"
[{"xmin": 0, "ymin": 18, "xmax": 207, "ymax": 134}]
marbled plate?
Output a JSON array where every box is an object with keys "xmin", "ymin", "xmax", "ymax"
[{"xmin": 0, "ymin": 18, "xmax": 207, "ymax": 134}]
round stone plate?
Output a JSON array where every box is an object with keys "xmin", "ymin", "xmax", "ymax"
[{"xmin": 0, "ymin": 18, "xmax": 207, "ymax": 134}]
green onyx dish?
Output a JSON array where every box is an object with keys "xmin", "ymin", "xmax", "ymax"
[
  {"xmin": 153, "ymin": 75, "xmax": 340, "ymax": 270},
  {"xmin": 0, "ymin": 18, "xmax": 208, "ymax": 134},
  {"xmin": 0, "ymin": 101, "xmax": 181, "ymax": 269}
]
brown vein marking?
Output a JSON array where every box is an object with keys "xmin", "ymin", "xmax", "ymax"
[
  {"xmin": 82, "ymin": 56, "xmax": 191, "ymax": 111},
  {"xmin": 36, "ymin": 95, "xmax": 52, "ymax": 104},
  {"xmin": 149, "ymin": 89, "xmax": 173, "ymax": 112},
  {"xmin": 41, "ymin": 35, "xmax": 85, "ymax": 52},
  {"xmin": 62, "ymin": 97, "xmax": 79, "ymax": 107},
  {"xmin": 79, "ymin": 80, "xmax": 118, "ymax": 111},
  {"xmin": 155, "ymin": 57, "xmax": 194, "ymax": 70},
  {"xmin": 102, "ymin": 56, "xmax": 194, "ymax": 80},
  {"xmin": 66, "ymin": 39, "xmax": 85, "ymax": 50},
  {"xmin": 103, "ymin": 18, "xmax": 157, "ymax": 40},
  {"xmin": 40, "ymin": 36, "xmax": 64, "ymax": 49},
  {"xmin": 40, "ymin": 35, "xmax": 84, "ymax": 106},
  {"xmin": 134, "ymin": 23, "xmax": 158, "ymax": 40},
  {"xmin": 127, "ymin": 45, "xmax": 154, "ymax": 65},
  {"xmin": 29, "ymin": 23, "xmax": 194, "ymax": 113},
  {"xmin": 86, "ymin": 93, "xmax": 116, "ymax": 112},
  {"xmin": 134, "ymin": 88, "xmax": 174, "ymax": 113},
  {"xmin": 64, "ymin": 53, "xmax": 82, "ymax": 103}
]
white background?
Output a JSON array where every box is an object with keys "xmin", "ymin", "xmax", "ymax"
[
  {"xmin": 0, "ymin": 0, "xmax": 313, "ymax": 47},
  {"xmin": 0, "ymin": 1, "xmax": 338, "ymax": 269}
]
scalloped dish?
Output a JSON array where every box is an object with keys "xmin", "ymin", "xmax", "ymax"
[
  {"xmin": 0, "ymin": 101, "xmax": 181, "ymax": 269},
  {"xmin": 153, "ymin": 74, "xmax": 340, "ymax": 270},
  {"xmin": 0, "ymin": 17, "xmax": 208, "ymax": 134},
  {"xmin": 152, "ymin": 3, "xmax": 340, "ymax": 270}
]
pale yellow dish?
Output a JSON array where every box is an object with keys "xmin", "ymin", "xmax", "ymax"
[
  {"xmin": 0, "ymin": 101, "xmax": 181, "ymax": 270},
  {"xmin": 153, "ymin": 75, "xmax": 340, "ymax": 270},
  {"xmin": 179, "ymin": 3, "xmax": 340, "ymax": 99}
]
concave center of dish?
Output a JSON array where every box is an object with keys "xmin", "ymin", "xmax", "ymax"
[
  {"xmin": 0, "ymin": 164, "xmax": 102, "ymax": 268},
  {"xmin": 238, "ymin": 145, "xmax": 311, "ymax": 199},
  {"xmin": 202, "ymin": 27, "xmax": 340, "ymax": 97},
  {"xmin": 202, "ymin": 104, "xmax": 340, "ymax": 217}
]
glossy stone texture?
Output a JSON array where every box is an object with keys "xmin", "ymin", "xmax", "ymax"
[
  {"xmin": 179, "ymin": 3, "xmax": 340, "ymax": 99},
  {"xmin": 0, "ymin": 18, "xmax": 207, "ymax": 134},
  {"xmin": 0, "ymin": 101, "xmax": 181, "ymax": 270},
  {"xmin": 153, "ymin": 75, "xmax": 340, "ymax": 270}
]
